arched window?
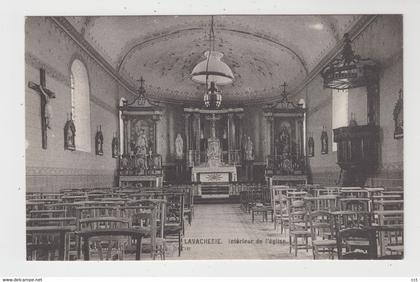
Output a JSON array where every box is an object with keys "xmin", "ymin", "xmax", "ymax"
[
  {"xmin": 70, "ymin": 59, "xmax": 91, "ymax": 152},
  {"xmin": 332, "ymin": 89, "xmax": 348, "ymax": 151}
]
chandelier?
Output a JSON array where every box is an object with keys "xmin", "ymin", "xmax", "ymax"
[
  {"xmin": 204, "ymin": 81, "xmax": 222, "ymax": 109},
  {"xmin": 191, "ymin": 16, "xmax": 234, "ymax": 108}
]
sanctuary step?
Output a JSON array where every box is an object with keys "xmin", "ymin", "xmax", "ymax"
[{"xmin": 201, "ymin": 185, "xmax": 230, "ymax": 199}]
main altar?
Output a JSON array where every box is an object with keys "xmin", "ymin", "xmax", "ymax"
[{"xmin": 184, "ymin": 107, "xmax": 243, "ymax": 199}]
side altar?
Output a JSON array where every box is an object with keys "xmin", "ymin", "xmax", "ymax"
[
  {"xmin": 118, "ymin": 78, "xmax": 163, "ymax": 188},
  {"xmin": 184, "ymin": 108, "xmax": 243, "ymax": 199},
  {"xmin": 263, "ymin": 83, "xmax": 307, "ymax": 186}
]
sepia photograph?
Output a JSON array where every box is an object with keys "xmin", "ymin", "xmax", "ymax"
[{"xmin": 23, "ymin": 13, "xmax": 404, "ymax": 262}]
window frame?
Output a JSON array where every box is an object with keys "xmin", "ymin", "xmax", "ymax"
[
  {"xmin": 70, "ymin": 59, "xmax": 92, "ymax": 153},
  {"xmin": 331, "ymin": 89, "xmax": 349, "ymax": 152}
]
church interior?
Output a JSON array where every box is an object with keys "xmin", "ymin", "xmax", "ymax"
[{"xmin": 25, "ymin": 15, "xmax": 403, "ymax": 260}]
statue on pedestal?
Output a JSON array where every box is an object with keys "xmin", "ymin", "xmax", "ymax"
[
  {"xmin": 279, "ymin": 127, "xmax": 290, "ymax": 155},
  {"xmin": 175, "ymin": 133, "xmax": 184, "ymax": 181},
  {"xmin": 135, "ymin": 128, "xmax": 149, "ymax": 156},
  {"xmin": 244, "ymin": 135, "xmax": 254, "ymax": 181},
  {"xmin": 175, "ymin": 133, "xmax": 184, "ymax": 160},
  {"xmin": 244, "ymin": 136, "xmax": 254, "ymax": 161}
]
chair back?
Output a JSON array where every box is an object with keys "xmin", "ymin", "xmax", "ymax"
[
  {"xmin": 337, "ymin": 228, "xmax": 377, "ymax": 259},
  {"xmin": 164, "ymin": 193, "xmax": 184, "ymax": 228},
  {"xmin": 305, "ymin": 196, "xmax": 337, "ymax": 212},
  {"xmin": 287, "ymin": 198, "xmax": 308, "ymax": 231},
  {"xmin": 308, "ymin": 210, "xmax": 334, "ymax": 241},
  {"xmin": 339, "ymin": 198, "xmax": 369, "ymax": 212}
]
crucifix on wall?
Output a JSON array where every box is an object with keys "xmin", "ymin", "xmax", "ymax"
[{"xmin": 28, "ymin": 68, "xmax": 56, "ymax": 149}]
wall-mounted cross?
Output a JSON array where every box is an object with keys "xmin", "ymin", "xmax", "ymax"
[{"xmin": 28, "ymin": 68, "xmax": 56, "ymax": 149}]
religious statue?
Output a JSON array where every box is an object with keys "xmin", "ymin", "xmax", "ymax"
[
  {"xmin": 28, "ymin": 68, "xmax": 56, "ymax": 149},
  {"xmin": 112, "ymin": 135, "xmax": 119, "ymax": 158},
  {"xmin": 175, "ymin": 133, "xmax": 184, "ymax": 160},
  {"xmin": 244, "ymin": 135, "xmax": 254, "ymax": 181},
  {"xmin": 95, "ymin": 126, "xmax": 104, "ymax": 156},
  {"xmin": 279, "ymin": 127, "xmax": 291, "ymax": 155},
  {"xmin": 244, "ymin": 136, "xmax": 254, "ymax": 161},
  {"xmin": 67, "ymin": 128, "xmax": 74, "ymax": 147},
  {"xmin": 40, "ymin": 87, "xmax": 53, "ymax": 129},
  {"xmin": 308, "ymin": 135, "xmax": 314, "ymax": 157},
  {"xmin": 64, "ymin": 114, "xmax": 76, "ymax": 151},
  {"xmin": 174, "ymin": 133, "xmax": 184, "ymax": 182},
  {"xmin": 135, "ymin": 128, "xmax": 148, "ymax": 155},
  {"xmin": 321, "ymin": 126, "xmax": 328, "ymax": 155}
]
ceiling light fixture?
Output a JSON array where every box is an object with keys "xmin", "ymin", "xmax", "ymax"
[{"xmin": 191, "ymin": 16, "xmax": 234, "ymax": 86}]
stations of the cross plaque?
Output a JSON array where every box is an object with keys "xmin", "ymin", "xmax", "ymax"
[{"xmin": 28, "ymin": 68, "xmax": 56, "ymax": 149}]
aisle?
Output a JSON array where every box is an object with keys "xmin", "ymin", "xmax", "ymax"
[{"xmin": 171, "ymin": 203, "xmax": 313, "ymax": 260}]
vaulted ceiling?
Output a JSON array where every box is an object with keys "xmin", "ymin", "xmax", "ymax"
[{"xmin": 65, "ymin": 15, "xmax": 362, "ymax": 103}]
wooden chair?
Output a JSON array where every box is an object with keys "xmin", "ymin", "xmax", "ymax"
[
  {"xmin": 331, "ymin": 209, "xmax": 372, "ymax": 256},
  {"xmin": 250, "ymin": 187, "xmax": 273, "ymax": 223},
  {"xmin": 373, "ymin": 210, "xmax": 404, "ymax": 257},
  {"xmin": 287, "ymin": 198, "xmax": 311, "ymax": 256},
  {"xmin": 384, "ymin": 227, "xmax": 404, "ymax": 259},
  {"xmin": 78, "ymin": 216, "xmax": 130, "ymax": 260},
  {"xmin": 130, "ymin": 205, "xmax": 159, "ymax": 259},
  {"xmin": 26, "ymin": 217, "xmax": 77, "ymax": 260},
  {"xmin": 27, "ymin": 225, "xmax": 75, "ymax": 260},
  {"xmin": 308, "ymin": 210, "xmax": 336, "ymax": 259},
  {"xmin": 181, "ymin": 186, "xmax": 194, "ymax": 226},
  {"xmin": 271, "ymin": 186, "xmax": 289, "ymax": 232},
  {"xmin": 337, "ymin": 228, "xmax": 377, "ymax": 259},
  {"xmin": 163, "ymin": 193, "xmax": 184, "ymax": 256},
  {"xmin": 123, "ymin": 199, "xmax": 166, "ymax": 260},
  {"xmin": 77, "ymin": 206, "xmax": 130, "ymax": 260}
]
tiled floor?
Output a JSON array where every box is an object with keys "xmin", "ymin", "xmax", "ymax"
[{"xmin": 169, "ymin": 203, "xmax": 313, "ymax": 260}]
